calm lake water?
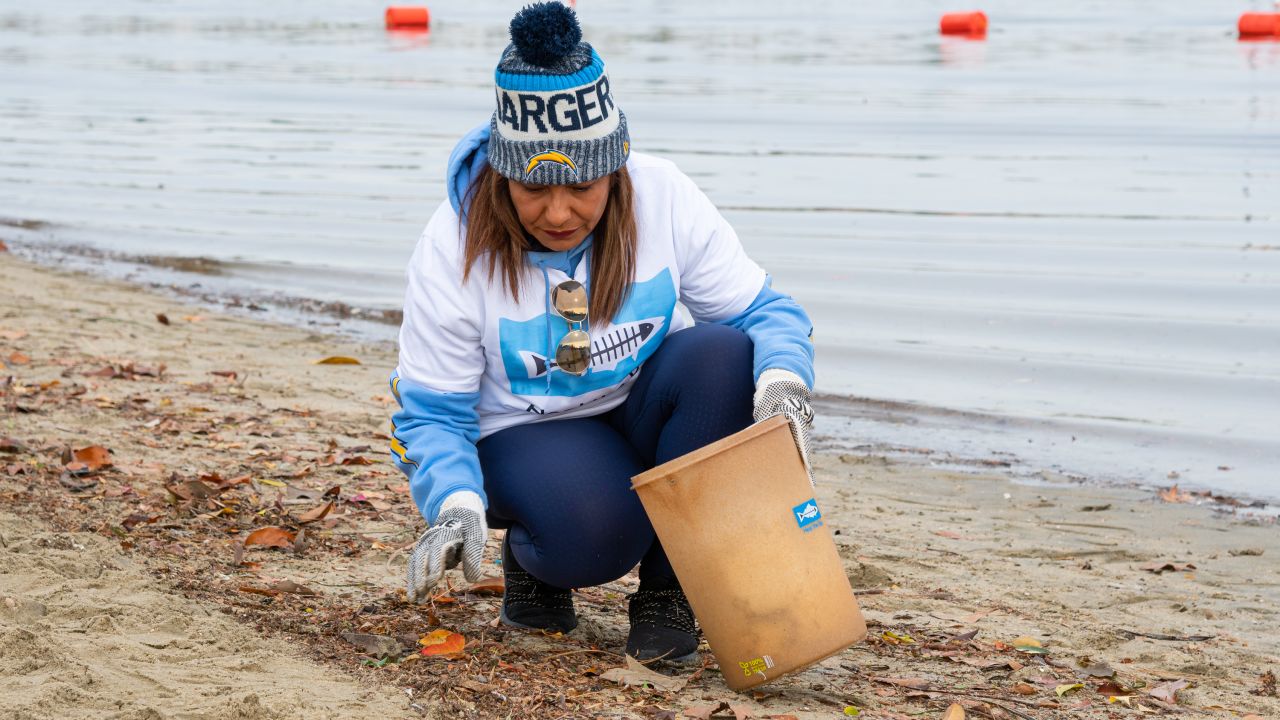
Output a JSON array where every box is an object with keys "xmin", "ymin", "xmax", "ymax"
[{"xmin": 2, "ymin": 1, "xmax": 1278, "ymax": 500}]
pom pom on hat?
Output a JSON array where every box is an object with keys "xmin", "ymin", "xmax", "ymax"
[{"xmin": 509, "ymin": 2, "xmax": 583, "ymax": 68}]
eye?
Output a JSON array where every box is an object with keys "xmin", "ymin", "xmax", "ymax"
[{"xmin": 571, "ymin": 183, "xmax": 595, "ymax": 193}]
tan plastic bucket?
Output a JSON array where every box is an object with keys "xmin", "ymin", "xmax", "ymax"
[{"xmin": 631, "ymin": 415, "xmax": 866, "ymax": 690}]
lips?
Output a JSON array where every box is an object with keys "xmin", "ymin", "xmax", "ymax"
[{"xmin": 543, "ymin": 228, "xmax": 578, "ymax": 240}]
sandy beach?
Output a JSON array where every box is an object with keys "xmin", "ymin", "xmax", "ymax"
[{"xmin": 2, "ymin": 253, "xmax": 1277, "ymax": 720}]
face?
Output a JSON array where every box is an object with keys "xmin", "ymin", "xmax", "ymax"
[{"xmin": 508, "ymin": 175, "xmax": 611, "ymax": 252}]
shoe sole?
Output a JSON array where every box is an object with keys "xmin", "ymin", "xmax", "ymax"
[{"xmin": 627, "ymin": 649, "xmax": 701, "ymax": 667}]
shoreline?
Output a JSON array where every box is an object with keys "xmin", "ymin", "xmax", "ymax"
[
  {"xmin": 8, "ymin": 238, "xmax": 1277, "ymax": 509},
  {"xmin": 2, "ymin": 252, "xmax": 1278, "ymax": 719}
]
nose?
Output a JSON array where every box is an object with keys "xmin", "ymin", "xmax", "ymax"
[{"xmin": 544, "ymin": 188, "xmax": 572, "ymax": 227}]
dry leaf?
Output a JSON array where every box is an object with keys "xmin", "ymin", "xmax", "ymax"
[
  {"xmin": 1012, "ymin": 635, "xmax": 1047, "ymax": 654},
  {"xmin": 0, "ymin": 239, "xmax": 8, "ymax": 252},
  {"xmin": 1146, "ymin": 679, "xmax": 1189, "ymax": 704},
  {"xmin": 6, "ymin": 351, "xmax": 30, "ymax": 365},
  {"xmin": 243, "ymin": 526, "xmax": 295, "ymax": 548},
  {"xmin": 682, "ymin": 704, "xmax": 724, "ymax": 720},
  {"xmin": 882, "ymin": 630, "xmax": 914, "ymax": 644},
  {"xmin": 872, "ymin": 677, "xmax": 931, "ymax": 691},
  {"xmin": 942, "ymin": 703, "xmax": 965, "ymax": 720},
  {"xmin": 155, "ymin": 313, "xmax": 170, "ymax": 325},
  {"xmin": 313, "ymin": 356, "xmax": 361, "ymax": 365},
  {"xmin": 1159, "ymin": 485, "xmax": 1193, "ymax": 503},
  {"xmin": 602, "ymin": 656, "xmax": 688, "ymax": 692},
  {"xmin": 70, "ymin": 445, "xmax": 113, "ymax": 471},
  {"xmin": 1012, "ymin": 684, "xmax": 1036, "ymax": 695},
  {"xmin": 1055, "ymin": 683, "xmax": 1084, "ymax": 697},
  {"xmin": 343, "ymin": 632, "xmax": 402, "ymax": 659},
  {"xmin": 270, "ymin": 580, "xmax": 317, "ymax": 595},
  {"xmin": 419, "ymin": 629, "xmax": 466, "ymax": 657},
  {"xmin": 297, "ymin": 500, "xmax": 334, "ymax": 524},
  {"xmin": 466, "ymin": 576, "xmax": 505, "ymax": 595}
]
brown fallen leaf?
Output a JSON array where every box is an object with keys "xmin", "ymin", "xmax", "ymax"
[
  {"xmin": 342, "ymin": 632, "xmax": 403, "ymax": 659},
  {"xmin": 70, "ymin": 445, "xmax": 113, "ymax": 472},
  {"xmin": 466, "ymin": 576, "xmax": 505, "ymax": 595},
  {"xmin": 1159, "ymin": 485, "xmax": 1194, "ymax": 503},
  {"xmin": 1011, "ymin": 683, "xmax": 1037, "ymax": 695},
  {"xmin": 871, "ymin": 677, "xmax": 931, "ymax": 691},
  {"xmin": 6, "ymin": 351, "xmax": 29, "ymax": 365},
  {"xmin": 0, "ymin": 437, "xmax": 31, "ymax": 454},
  {"xmin": 1096, "ymin": 681, "xmax": 1131, "ymax": 696},
  {"xmin": 210, "ymin": 370, "xmax": 238, "ymax": 379},
  {"xmin": 165, "ymin": 479, "xmax": 217, "ymax": 501},
  {"xmin": 313, "ymin": 356, "xmax": 361, "ymax": 365},
  {"xmin": 297, "ymin": 500, "xmax": 334, "ymax": 524},
  {"xmin": 1253, "ymin": 670, "xmax": 1276, "ymax": 697},
  {"xmin": 941, "ymin": 703, "xmax": 965, "ymax": 720},
  {"xmin": 243, "ymin": 526, "xmax": 295, "ymax": 548},
  {"xmin": 602, "ymin": 656, "xmax": 688, "ymax": 693},
  {"xmin": 155, "ymin": 313, "xmax": 170, "ymax": 325},
  {"xmin": 1146, "ymin": 679, "xmax": 1189, "ymax": 704},
  {"xmin": 0, "ymin": 239, "xmax": 8, "ymax": 252},
  {"xmin": 270, "ymin": 580, "xmax": 317, "ymax": 595}
]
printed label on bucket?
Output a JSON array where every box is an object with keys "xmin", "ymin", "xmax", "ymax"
[
  {"xmin": 793, "ymin": 499, "xmax": 823, "ymax": 532},
  {"xmin": 739, "ymin": 654, "xmax": 776, "ymax": 677}
]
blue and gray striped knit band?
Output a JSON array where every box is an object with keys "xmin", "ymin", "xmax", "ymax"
[{"xmin": 488, "ymin": 3, "xmax": 630, "ymax": 185}]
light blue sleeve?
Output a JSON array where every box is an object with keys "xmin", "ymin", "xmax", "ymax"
[
  {"xmin": 389, "ymin": 371, "xmax": 486, "ymax": 524},
  {"xmin": 718, "ymin": 275, "xmax": 816, "ymax": 389}
]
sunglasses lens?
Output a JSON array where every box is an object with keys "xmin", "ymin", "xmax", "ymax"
[
  {"xmin": 555, "ymin": 329, "xmax": 591, "ymax": 376},
  {"xmin": 552, "ymin": 280, "xmax": 588, "ymax": 323}
]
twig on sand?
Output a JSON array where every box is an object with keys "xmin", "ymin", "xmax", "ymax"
[{"xmin": 543, "ymin": 648, "xmax": 626, "ymax": 662}]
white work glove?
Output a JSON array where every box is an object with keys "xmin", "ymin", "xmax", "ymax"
[
  {"xmin": 407, "ymin": 490, "xmax": 488, "ymax": 602},
  {"xmin": 753, "ymin": 368, "xmax": 816, "ymax": 484}
]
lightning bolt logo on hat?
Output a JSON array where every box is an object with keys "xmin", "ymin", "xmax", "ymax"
[{"xmin": 524, "ymin": 150, "xmax": 578, "ymax": 177}]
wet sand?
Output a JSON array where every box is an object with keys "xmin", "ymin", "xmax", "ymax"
[{"xmin": 3, "ymin": 253, "xmax": 1278, "ymax": 719}]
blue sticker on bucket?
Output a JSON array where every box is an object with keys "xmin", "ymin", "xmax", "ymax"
[{"xmin": 793, "ymin": 499, "xmax": 822, "ymax": 532}]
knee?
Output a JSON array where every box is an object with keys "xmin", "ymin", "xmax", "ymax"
[
  {"xmin": 511, "ymin": 523, "xmax": 651, "ymax": 589},
  {"xmin": 664, "ymin": 324, "xmax": 753, "ymax": 386}
]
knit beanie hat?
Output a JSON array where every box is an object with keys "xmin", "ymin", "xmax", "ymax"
[{"xmin": 487, "ymin": 2, "xmax": 630, "ymax": 185}]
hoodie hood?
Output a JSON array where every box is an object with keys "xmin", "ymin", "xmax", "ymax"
[{"xmin": 447, "ymin": 122, "xmax": 492, "ymax": 216}]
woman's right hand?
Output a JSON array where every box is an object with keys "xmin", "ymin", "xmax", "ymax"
[{"xmin": 407, "ymin": 490, "xmax": 488, "ymax": 602}]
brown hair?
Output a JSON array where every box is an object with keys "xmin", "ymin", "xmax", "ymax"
[{"xmin": 461, "ymin": 165, "xmax": 638, "ymax": 326}]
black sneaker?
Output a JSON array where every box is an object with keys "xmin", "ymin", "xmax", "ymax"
[
  {"xmin": 499, "ymin": 537, "xmax": 577, "ymax": 633},
  {"xmin": 625, "ymin": 577, "xmax": 699, "ymax": 664}
]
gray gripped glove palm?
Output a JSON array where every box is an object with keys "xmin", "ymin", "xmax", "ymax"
[
  {"xmin": 407, "ymin": 490, "xmax": 488, "ymax": 603},
  {"xmin": 753, "ymin": 368, "xmax": 816, "ymax": 485}
]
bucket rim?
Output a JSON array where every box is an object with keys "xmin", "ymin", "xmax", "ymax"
[{"xmin": 630, "ymin": 414, "xmax": 791, "ymax": 491}]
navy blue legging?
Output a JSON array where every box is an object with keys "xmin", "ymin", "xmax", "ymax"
[{"xmin": 477, "ymin": 323, "xmax": 754, "ymax": 589}]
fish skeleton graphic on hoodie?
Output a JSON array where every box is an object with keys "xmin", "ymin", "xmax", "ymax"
[{"xmin": 390, "ymin": 123, "xmax": 815, "ymax": 524}]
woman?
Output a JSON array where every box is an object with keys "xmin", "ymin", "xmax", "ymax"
[{"xmin": 390, "ymin": 2, "xmax": 816, "ymax": 664}]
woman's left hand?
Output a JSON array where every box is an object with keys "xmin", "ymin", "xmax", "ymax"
[{"xmin": 753, "ymin": 369, "xmax": 815, "ymax": 484}]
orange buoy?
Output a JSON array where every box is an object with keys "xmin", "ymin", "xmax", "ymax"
[
  {"xmin": 386, "ymin": 6, "xmax": 430, "ymax": 29},
  {"xmin": 940, "ymin": 11, "xmax": 988, "ymax": 36},
  {"xmin": 1238, "ymin": 12, "xmax": 1280, "ymax": 38}
]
